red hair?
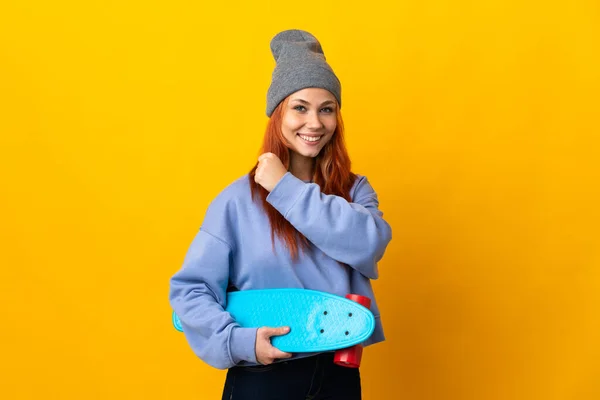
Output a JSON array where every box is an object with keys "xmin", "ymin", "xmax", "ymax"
[{"xmin": 249, "ymin": 97, "xmax": 357, "ymax": 260}]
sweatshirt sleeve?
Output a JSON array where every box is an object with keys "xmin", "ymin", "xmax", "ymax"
[
  {"xmin": 169, "ymin": 229, "xmax": 258, "ymax": 370},
  {"xmin": 266, "ymin": 173, "xmax": 392, "ymax": 279}
]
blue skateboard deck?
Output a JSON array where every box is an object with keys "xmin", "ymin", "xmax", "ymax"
[{"xmin": 172, "ymin": 289, "xmax": 375, "ymax": 353}]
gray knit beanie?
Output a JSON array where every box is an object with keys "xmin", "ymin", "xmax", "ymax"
[{"xmin": 266, "ymin": 29, "xmax": 341, "ymax": 117}]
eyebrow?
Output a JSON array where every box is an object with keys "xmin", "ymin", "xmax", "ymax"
[{"xmin": 290, "ymin": 99, "xmax": 336, "ymax": 107}]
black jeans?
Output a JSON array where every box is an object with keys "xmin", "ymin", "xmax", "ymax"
[{"xmin": 221, "ymin": 352, "xmax": 361, "ymax": 400}]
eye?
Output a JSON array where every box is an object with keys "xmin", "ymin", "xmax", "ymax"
[
  {"xmin": 293, "ymin": 105, "xmax": 307, "ymax": 112},
  {"xmin": 320, "ymin": 107, "xmax": 334, "ymax": 113}
]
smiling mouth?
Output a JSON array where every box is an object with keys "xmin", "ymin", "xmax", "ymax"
[{"xmin": 298, "ymin": 134, "xmax": 323, "ymax": 143}]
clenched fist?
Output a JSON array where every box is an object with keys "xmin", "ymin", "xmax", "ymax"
[{"xmin": 255, "ymin": 153, "xmax": 287, "ymax": 192}]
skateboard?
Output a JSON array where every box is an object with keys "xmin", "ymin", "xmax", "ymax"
[{"xmin": 172, "ymin": 288, "xmax": 375, "ymax": 367}]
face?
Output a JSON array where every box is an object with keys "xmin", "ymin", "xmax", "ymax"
[{"xmin": 281, "ymin": 88, "xmax": 338, "ymax": 159}]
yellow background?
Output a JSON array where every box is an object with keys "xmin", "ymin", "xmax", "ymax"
[{"xmin": 1, "ymin": 1, "xmax": 599, "ymax": 399}]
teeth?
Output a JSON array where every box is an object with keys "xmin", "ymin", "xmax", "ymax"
[{"xmin": 299, "ymin": 135, "xmax": 321, "ymax": 142}]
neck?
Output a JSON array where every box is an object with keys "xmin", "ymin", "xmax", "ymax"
[{"xmin": 289, "ymin": 152, "xmax": 315, "ymax": 182}]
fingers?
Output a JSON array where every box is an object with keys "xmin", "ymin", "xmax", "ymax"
[
  {"xmin": 255, "ymin": 153, "xmax": 273, "ymax": 180},
  {"xmin": 262, "ymin": 326, "xmax": 290, "ymax": 338},
  {"xmin": 260, "ymin": 345, "xmax": 292, "ymax": 365},
  {"xmin": 271, "ymin": 348, "xmax": 292, "ymax": 360},
  {"xmin": 258, "ymin": 152, "xmax": 275, "ymax": 162},
  {"xmin": 270, "ymin": 347, "xmax": 292, "ymax": 362}
]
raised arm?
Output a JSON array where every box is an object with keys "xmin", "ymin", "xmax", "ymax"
[{"xmin": 266, "ymin": 173, "xmax": 392, "ymax": 279}]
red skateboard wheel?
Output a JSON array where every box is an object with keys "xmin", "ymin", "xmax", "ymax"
[
  {"xmin": 333, "ymin": 294, "xmax": 371, "ymax": 368},
  {"xmin": 345, "ymin": 294, "xmax": 371, "ymax": 309}
]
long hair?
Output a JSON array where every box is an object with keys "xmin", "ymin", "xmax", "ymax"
[{"xmin": 249, "ymin": 97, "xmax": 357, "ymax": 260}]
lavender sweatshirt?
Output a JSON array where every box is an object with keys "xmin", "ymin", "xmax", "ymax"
[{"xmin": 169, "ymin": 172, "xmax": 392, "ymax": 369}]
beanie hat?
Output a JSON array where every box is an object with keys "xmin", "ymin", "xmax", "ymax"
[{"xmin": 266, "ymin": 29, "xmax": 341, "ymax": 117}]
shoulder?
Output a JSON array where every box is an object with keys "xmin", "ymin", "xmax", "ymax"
[
  {"xmin": 350, "ymin": 174, "xmax": 371, "ymax": 196},
  {"xmin": 205, "ymin": 174, "xmax": 253, "ymax": 215},
  {"xmin": 201, "ymin": 174, "xmax": 253, "ymax": 240},
  {"xmin": 211, "ymin": 174, "xmax": 253, "ymax": 205},
  {"xmin": 350, "ymin": 174, "xmax": 380, "ymax": 205}
]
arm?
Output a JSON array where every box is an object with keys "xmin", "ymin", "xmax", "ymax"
[
  {"xmin": 169, "ymin": 229, "xmax": 258, "ymax": 370},
  {"xmin": 266, "ymin": 173, "xmax": 392, "ymax": 279}
]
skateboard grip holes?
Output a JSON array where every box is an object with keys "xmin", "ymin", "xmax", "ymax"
[
  {"xmin": 320, "ymin": 329, "xmax": 325, "ymax": 334},
  {"xmin": 345, "ymin": 331, "xmax": 349, "ymax": 335},
  {"xmin": 323, "ymin": 311, "xmax": 328, "ymax": 315},
  {"xmin": 348, "ymin": 313, "xmax": 353, "ymax": 317}
]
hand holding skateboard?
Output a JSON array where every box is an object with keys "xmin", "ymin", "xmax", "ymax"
[{"xmin": 255, "ymin": 326, "xmax": 293, "ymax": 365}]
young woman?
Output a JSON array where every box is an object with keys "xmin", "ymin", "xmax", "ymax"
[{"xmin": 169, "ymin": 29, "xmax": 392, "ymax": 400}]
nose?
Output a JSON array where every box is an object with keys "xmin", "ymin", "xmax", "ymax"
[{"xmin": 305, "ymin": 111, "xmax": 324, "ymax": 130}]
